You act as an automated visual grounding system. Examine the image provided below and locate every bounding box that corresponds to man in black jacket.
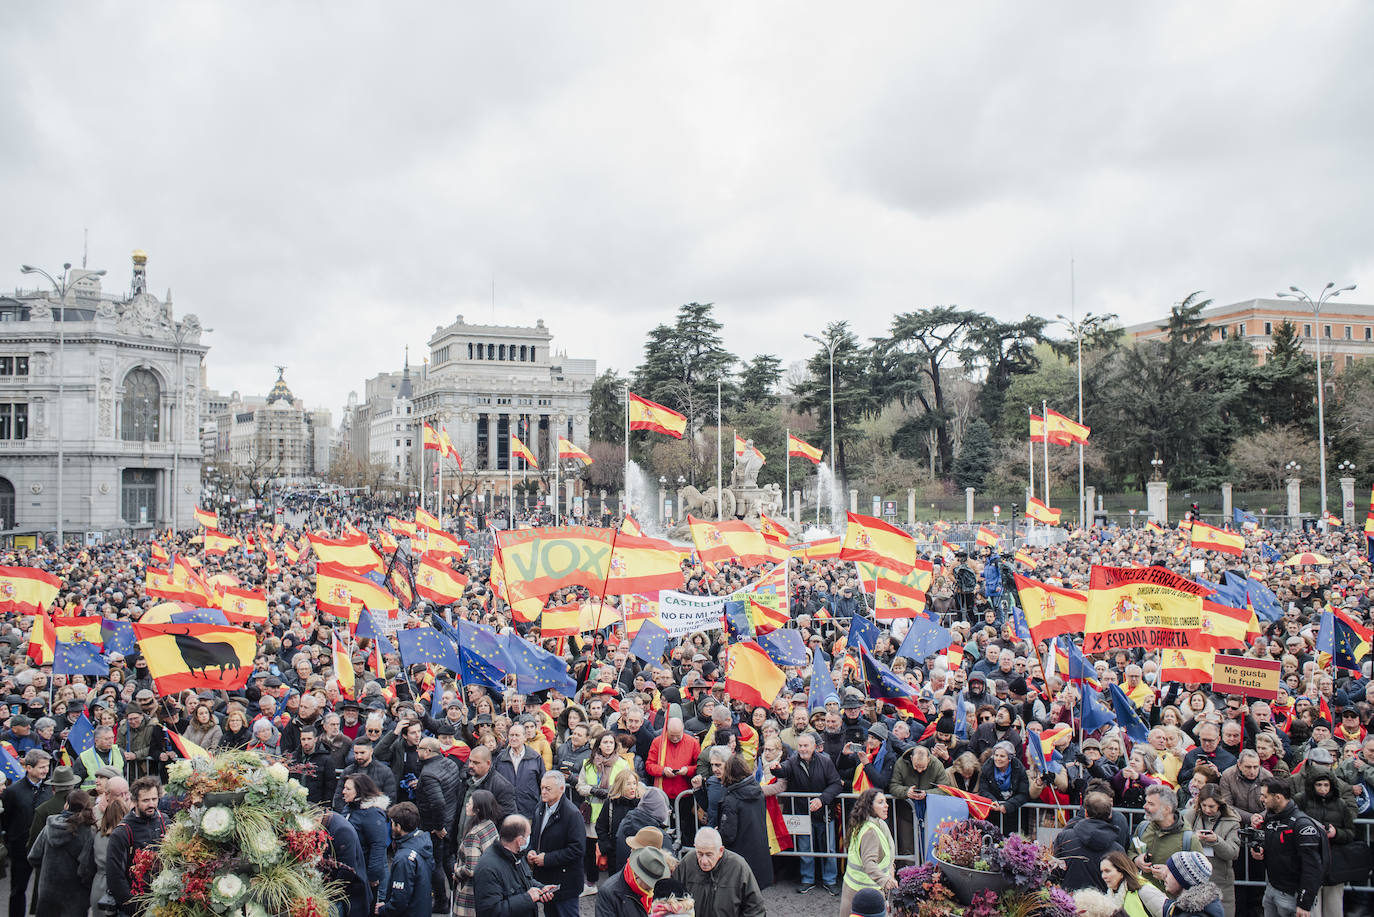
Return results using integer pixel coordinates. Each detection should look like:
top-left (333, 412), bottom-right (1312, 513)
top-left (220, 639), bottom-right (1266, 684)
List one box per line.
top-left (1, 749), bottom-right (50, 917)
top-left (416, 738), bottom-right (462, 911)
top-left (1251, 775), bottom-right (1324, 917)
top-left (474, 815), bottom-right (554, 917)
top-left (292, 725), bottom-right (337, 807)
top-left (760, 732), bottom-right (842, 894)
top-left (526, 772), bottom-right (585, 917)
top-left (332, 740), bottom-right (399, 811)
top-left (1051, 793), bottom-right (1125, 892)
top-left (461, 746), bottom-right (517, 835)
top-left (107, 776), bottom-right (170, 916)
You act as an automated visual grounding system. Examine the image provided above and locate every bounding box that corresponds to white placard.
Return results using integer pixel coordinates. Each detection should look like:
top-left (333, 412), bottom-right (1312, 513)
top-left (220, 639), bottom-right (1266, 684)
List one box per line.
top-left (783, 813), bottom-right (813, 836)
top-left (658, 590), bottom-right (726, 637)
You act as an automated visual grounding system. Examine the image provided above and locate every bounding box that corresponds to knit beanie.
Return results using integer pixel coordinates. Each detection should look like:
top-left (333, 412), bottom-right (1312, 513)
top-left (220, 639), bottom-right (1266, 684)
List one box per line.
top-left (849, 887), bottom-right (887, 917)
top-left (1167, 850), bottom-right (1213, 889)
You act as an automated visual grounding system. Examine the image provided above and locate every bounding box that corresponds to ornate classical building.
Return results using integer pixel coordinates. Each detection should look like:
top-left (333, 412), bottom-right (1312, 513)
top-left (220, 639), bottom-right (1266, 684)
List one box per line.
top-left (0, 251), bottom-right (208, 539)
top-left (214, 369), bottom-right (330, 482)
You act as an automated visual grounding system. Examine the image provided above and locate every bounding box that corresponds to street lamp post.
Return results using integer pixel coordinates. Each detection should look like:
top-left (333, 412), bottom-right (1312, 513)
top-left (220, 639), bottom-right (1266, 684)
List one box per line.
top-left (803, 332), bottom-right (838, 526)
top-left (1277, 283), bottom-right (1356, 531)
top-left (1054, 311), bottom-right (1114, 528)
top-left (20, 263), bottom-right (106, 545)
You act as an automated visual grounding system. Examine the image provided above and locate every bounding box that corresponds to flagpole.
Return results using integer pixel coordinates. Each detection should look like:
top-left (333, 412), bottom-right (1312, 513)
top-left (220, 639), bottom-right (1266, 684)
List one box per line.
top-left (508, 432), bottom-right (514, 527)
top-left (1028, 406), bottom-right (1035, 543)
top-left (554, 447), bottom-right (560, 526)
top-left (438, 444), bottom-right (444, 530)
top-left (1042, 399), bottom-right (1051, 526)
top-left (624, 384), bottom-right (630, 520)
top-left (419, 430), bottom-right (426, 520)
top-left (785, 427), bottom-right (791, 523)
top-left (716, 379), bottom-right (723, 522)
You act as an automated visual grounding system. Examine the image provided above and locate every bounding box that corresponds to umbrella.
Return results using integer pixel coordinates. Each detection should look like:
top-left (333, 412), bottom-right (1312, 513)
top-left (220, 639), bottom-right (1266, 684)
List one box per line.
top-left (1283, 552), bottom-right (1332, 566)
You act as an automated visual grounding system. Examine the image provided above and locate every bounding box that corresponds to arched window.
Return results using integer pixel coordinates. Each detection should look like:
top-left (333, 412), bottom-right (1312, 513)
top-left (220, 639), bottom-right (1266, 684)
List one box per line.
top-left (121, 368), bottom-right (161, 442)
top-left (0, 476), bottom-right (13, 530)
top-left (499, 344), bottom-right (506, 361)
top-left (487, 343), bottom-right (495, 360)
top-left (468, 343), bottom-right (474, 359)
top-left (520, 345), bottom-right (527, 361)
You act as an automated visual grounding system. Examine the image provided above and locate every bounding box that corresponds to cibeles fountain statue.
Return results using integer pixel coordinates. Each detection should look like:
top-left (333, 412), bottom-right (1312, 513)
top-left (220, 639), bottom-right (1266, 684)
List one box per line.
top-left (676, 438), bottom-right (784, 523)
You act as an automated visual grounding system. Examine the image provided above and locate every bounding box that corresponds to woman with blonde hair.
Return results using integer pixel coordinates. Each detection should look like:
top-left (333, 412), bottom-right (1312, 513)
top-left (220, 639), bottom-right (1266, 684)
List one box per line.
top-left (595, 768), bottom-right (641, 874)
top-left (221, 706), bottom-right (251, 748)
top-left (88, 793), bottom-right (131, 915)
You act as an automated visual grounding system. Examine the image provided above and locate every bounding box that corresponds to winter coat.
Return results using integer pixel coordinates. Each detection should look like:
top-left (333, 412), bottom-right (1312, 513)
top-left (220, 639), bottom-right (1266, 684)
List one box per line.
top-left (1134, 817), bottom-right (1203, 890)
top-left (494, 747), bottom-right (546, 820)
top-left (1216, 765), bottom-right (1271, 823)
top-left (672, 848), bottom-right (766, 917)
top-left (889, 751), bottom-right (952, 801)
top-left (323, 810), bottom-right (372, 917)
top-left (1181, 806), bottom-right (1240, 917)
top-left (105, 807), bottom-right (170, 908)
top-left (613, 803), bottom-right (667, 875)
top-left (294, 746), bottom-right (338, 807)
top-left (453, 819), bottom-right (498, 917)
top-left (333, 759), bottom-right (400, 811)
top-left (527, 794), bottom-right (585, 902)
top-left (1139, 880), bottom-right (1226, 917)
top-left (979, 756), bottom-right (1031, 833)
top-left (768, 750), bottom-right (843, 821)
top-left (1051, 816), bottom-right (1124, 892)
top-left (580, 754), bottom-right (631, 833)
top-left (345, 795), bottom-right (392, 890)
top-left (594, 869), bottom-right (648, 917)
top-left (461, 768), bottom-right (517, 835)
top-left (718, 778), bottom-right (772, 889)
top-left (472, 840), bottom-right (538, 917)
top-left (596, 796), bottom-right (638, 866)
top-left (379, 828), bottom-right (434, 917)
top-left (416, 753), bottom-right (462, 833)
top-left (1295, 764), bottom-right (1357, 844)
top-left (183, 721), bottom-right (222, 749)
top-left (28, 812), bottom-right (96, 917)
top-left (88, 831), bottom-right (115, 914)
top-left (553, 739), bottom-right (592, 777)
top-left (1, 778), bottom-right (51, 854)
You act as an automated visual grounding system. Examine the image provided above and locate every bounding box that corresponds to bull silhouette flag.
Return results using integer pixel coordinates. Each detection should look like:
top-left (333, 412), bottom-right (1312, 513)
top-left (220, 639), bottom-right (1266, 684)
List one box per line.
top-left (132, 621), bottom-right (257, 694)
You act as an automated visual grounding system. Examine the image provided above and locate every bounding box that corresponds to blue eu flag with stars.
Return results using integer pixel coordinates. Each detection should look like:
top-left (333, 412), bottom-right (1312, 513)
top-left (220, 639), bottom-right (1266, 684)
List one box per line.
top-left (758, 629), bottom-right (808, 667)
top-left (396, 627), bottom-right (462, 672)
top-left (456, 619), bottom-right (512, 690)
top-left (54, 640), bottom-right (108, 678)
top-left (504, 634), bottom-right (577, 695)
top-left (629, 619), bottom-right (669, 665)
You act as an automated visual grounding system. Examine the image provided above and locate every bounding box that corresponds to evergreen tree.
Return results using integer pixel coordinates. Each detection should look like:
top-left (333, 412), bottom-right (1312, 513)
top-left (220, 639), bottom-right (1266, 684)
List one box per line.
top-left (588, 369), bottom-right (625, 442)
top-left (962, 316), bottom-right (1047, 426)
top-left (793, 321), bottom-right (877, 479)
top-left (736, 354), bottom-right (783, 407)
top-left (1257, 320), bottom-right (1317, 429)
top-left (952, 418), bottom-right (996, 490)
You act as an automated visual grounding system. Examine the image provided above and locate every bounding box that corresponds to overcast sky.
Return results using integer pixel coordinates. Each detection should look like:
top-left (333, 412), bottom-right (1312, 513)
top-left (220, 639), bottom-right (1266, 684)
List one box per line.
top-left (4, 3), bottom-right (1372, 415)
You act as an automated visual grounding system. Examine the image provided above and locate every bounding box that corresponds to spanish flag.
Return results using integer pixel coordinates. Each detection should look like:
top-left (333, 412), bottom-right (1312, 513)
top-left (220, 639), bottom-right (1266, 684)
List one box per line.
top-left (791, 537), bottom-right (842, 561)
top-left (424, 528), bottom-right (468, 559)
top-left (628, 391), bottom-right (687, 439)
top-left (557, 437), bottom-right (593, 465)
top-left (734, 432), bottom-right (747, 457)
top-left (389, 515), bottom-right (418, 538)
top-left (621, 515), bottom-right (644, 536)
top-left (440, 428), bottom-right (463, 469)
top-left (935, 786), bottom-right (998, 820)
top-left (1029, 414), bottom-right (1070, 445)
top-left (193, 507), bottom-right (218, 529)
top-left (539, 605), bottom-right (582, 638)
top-left (132, 622), bottom-right (257, 694)
top-left (263, 544), bottom-right (280, 575)
top-left (315, 562), bottom-right (398, 621)
top-left (510, 433), bottom-right (538, 468)
top-left (1014, 548), bottom-right (1037, 568)
top-left (415, 506), bottom-right (441, 533)
top-left (495, 526), bottom-right (617, 604)
top-left (376, 530), bottom-right (398, 555)
top-left (840, 512), bottom-right (917, 575)
top-left (872, 560), bottom-right (933, 621)
top-left (1198, 599), bottom-right (1250, 652)
top-left (216, 586), bottom-right (270, 626)
top-left (0, 566), bottom-right (61, 615)
top-left (308, 531), bottom-right (382, 573)
top-left (1145, 521), bottom-right (1164, 533)
top-left (369, 639), bottom-right (386, 679)
top-left (786, 433), bottom-right (823, 465)
top-left (170, 558), bottom-right (214, 606)
top-left (26, 612), bottom-right (55, 664)
top-left (1026, 498), bottom-right (1062, 525)
top-left (1045, 408), bottom-right (1090, 445)
top-left (422, 422), bottom-right (442, 451)
top-left (150, 542), bottom-right (169, 565)
top-left (1190, 521), bottom-right (1245, 557)
top-left (284, 540), bottom-right (304, 564)
top-left (606, 534), bottom-right (688, 595)
top-left (1159, 646), bottom-right (1214, 684)
top-left (976, 526), bottom-right (999, 548)
top-left (724, 641), bottom-right (787, 708)
top-left (759, 513), bottom-right (791, 546)
top-left (687, 516), bottom-right (773, 568)
top-left (333, 629), bottom-right (354, 698)
top-left (202, 529), bottom-right (241, 557)
top-left (415, 554), bottom-right (468, 605)
top-left (165, 729), bottom-right (212, 760)
top-left (1014, 574), bottom-right (1088, 642)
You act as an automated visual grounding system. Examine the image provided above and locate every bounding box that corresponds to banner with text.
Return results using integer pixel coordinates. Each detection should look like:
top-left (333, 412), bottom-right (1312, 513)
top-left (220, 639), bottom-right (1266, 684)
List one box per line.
top-left (659, 591), bottom-right (727, 637)
top-left (1083, 565), bottom-right (1210, 654)
top-left (1212, 654), bottom-right (1281, 700)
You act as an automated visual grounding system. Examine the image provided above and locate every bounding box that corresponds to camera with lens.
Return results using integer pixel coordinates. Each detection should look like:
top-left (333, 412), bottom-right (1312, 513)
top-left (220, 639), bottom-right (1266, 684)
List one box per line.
top-left (1236, 826), bottom-right (1265, 849)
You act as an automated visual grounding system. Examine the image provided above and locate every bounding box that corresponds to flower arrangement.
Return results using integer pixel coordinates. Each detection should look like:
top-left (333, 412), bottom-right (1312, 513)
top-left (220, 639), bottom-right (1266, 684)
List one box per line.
top-left (893, 823), bottom-right (1074, 917)
top-left (138, 750), bottom-right (341, 917)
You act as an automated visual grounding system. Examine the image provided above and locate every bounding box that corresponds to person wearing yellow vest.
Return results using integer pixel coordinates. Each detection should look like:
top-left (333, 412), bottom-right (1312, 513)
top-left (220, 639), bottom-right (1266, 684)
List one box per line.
top-left (577, 731), bottom-right (630, 890)
top-left (1094, 850), bottom-right (1151, 917)
top-left (73, 725), bottom-right (126, 790)
top-left (840, 788), bottom-right (895, 915)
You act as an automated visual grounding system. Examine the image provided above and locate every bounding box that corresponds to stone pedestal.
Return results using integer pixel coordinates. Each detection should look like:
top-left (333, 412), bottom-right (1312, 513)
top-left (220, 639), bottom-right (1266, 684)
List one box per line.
top-left (1341, 477), bottom-right (1356, 527)
top-left (965, 487), bottom-right (975, 523)
top-left (907, 488), bottom-right (917, 526)
top-left (1146, 481), bottom-right (1169, 524)
top-left (1286, 478), bottom-right (1301, 529)
top-left (849, 488), bottom-right (858, 513)
top-left (1221, 483), bottom-right (1233, 522)
top-left (793, 490), bottom-right (802, 524)
top-left (1085, 486), bottom-right (1096, 525)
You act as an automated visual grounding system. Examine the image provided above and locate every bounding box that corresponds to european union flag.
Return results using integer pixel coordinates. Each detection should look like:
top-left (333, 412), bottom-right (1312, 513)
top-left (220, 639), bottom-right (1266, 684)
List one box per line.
top-left (170, 608), bottom-right (230, 626)
top-left (1107, 682), bottom-right (1151, 743)
top-left (1233, 507), bottom-right (1259, 528)
top-left (859, 644), bottom-right (922, 716)
top-left (0, 746), bottom-right (23, 783)
top-left (809, 652), bottom-right (839, 712)
top-left (723, 601), bottom-right (754, 643)
top-left (923, 793), bottom-right (969, 863)
top-left (456, 619), bottom-right (512, 691)
top-left (355, 609), bottom-right (384, 640)
top-left (1058, 636), bottom-right (1099, 685)
top-left (54, 640), bottom-right (108, 677)
top-left (1247, 577), bottom-right (1284, 623)
top-left (504, 634), bottom-right (577, 695)
top-left (1082, 688), bottom-right (1116, 734)
top-left (1217, 571), bottom-right (1251, 610)
top-left (848, 615), bottom-right (879, 653)
top-left (396, 627), bottom-right (462, 672)
top-left (1317, 607), bottom-right (1365, 673)
top-left (629, 619), bottom-right (669, 665)
top-left (101, 619), bottom-right (138, 657)
top-left (1010, 601), bottom-right (1032, 640)
top-left (66, 714), bottom-right (94, 757)
top-left (896, 617), bottom-right (953, 662)
top-left (1261, 543), bottom-right (1283, 564)
top-left (758, 629), bottom-right (808, 667)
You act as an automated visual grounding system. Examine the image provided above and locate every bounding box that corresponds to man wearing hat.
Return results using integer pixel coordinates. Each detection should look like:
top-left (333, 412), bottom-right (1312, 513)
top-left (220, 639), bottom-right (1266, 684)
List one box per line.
top-left (671, 826), bottom-right (763, 917)
top-left (1137, 851), bottom-right (1224, 917)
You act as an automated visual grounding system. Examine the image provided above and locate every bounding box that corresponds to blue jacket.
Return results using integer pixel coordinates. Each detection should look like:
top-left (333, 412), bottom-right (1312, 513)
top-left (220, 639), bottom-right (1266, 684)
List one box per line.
top-left (323, 811), bottom-right (371, 917)
top-left (379, 829), bottom-right (433, 917)
top-left (494, 748), bottom-right (545, 821)
top-left (345, 797), bottom-right (392, 889)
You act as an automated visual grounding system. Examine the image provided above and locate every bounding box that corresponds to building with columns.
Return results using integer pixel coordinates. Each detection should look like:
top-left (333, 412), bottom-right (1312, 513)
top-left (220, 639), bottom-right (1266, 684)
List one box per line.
top-left (214, 369), bottom-right (331, 482)
top-left (0, 250), bottom-right (208, 540)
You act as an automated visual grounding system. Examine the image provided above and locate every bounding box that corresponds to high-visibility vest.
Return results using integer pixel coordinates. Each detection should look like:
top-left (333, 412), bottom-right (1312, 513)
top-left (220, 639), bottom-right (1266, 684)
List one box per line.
top-left (842, 818), bottom-right (893, 891)
top-left (78, 746), bottom-right (126, 789)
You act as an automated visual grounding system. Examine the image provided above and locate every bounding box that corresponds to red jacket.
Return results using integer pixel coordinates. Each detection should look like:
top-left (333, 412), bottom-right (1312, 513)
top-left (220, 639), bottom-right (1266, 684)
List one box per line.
top-left (645, 732), bottom-right (701, 801)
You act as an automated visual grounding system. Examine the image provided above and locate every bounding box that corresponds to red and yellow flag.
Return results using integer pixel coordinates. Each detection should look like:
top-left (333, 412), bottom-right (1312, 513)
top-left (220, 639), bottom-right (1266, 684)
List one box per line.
top-left (539, 604), bottom-right (582, 638)
top-left (759, 514), bottom-right (791, 547)
top-left (389, 515), bottom-right (418, 538)
top-left (415, 506), bottom-right (441, 533)
top-left (1190, 521), bottom-right (1245, 557)
top-left (133, 622), bottom-right (257, 694)
top-left (1160, 646), bottom-right (1214, 684)
top-left (557, 437), bottom-right (592, 465)
top-left (510, 433), bottom-right (538, 468)
top-left (628, 391), bottom-right (687, 438)
top-left (871, 559), bottom-right (933, 621)
top-left (687, 516), bottom-right (773, 568)
top-left (315, 562), bottom-right (398, 621)
top-left (620, 515), bottom-right (644, 536)
top-left (415, 554), bottom-right (468, 605)
top-left (1014, 548), bottom-right (1037, 568)
top-left (1197, 599), bottom-right (1251, 652)
top-left (495, 526), bottom-right (617, 604)
top-left (284, 540), bottom-right (304, 564)
top-left (193, 507), bottom-right (218, 529)
top-left (1029, 414), bottom-right (1070, 445)
top-left (0, 566), bottom-right (61, 615)
top-left (422, 422), bottom-right (442, 451)
top-left (936, 786), bottom-right (998, 820)
top-left (202, 529), bottom-right (241, 557)
top-left (425, 529), bottom-right (468, 560)
top-left (791, 537), bottom-right (842, 561)
top-left (333, 629), bottom-right (354, 698)
top-left (976, 526), bottom-right (999, 548)
top-left (1026, 498), bottom-right (1062, 525)
top-left (786, 433), bottom-right (823, 465)
top-left (606, 534), bottom-right (688, 595)
top-left (1083, 565), bottom-right (1209, 654)
top-left (1013, 574), bottom-right (1088, 642)
top-left (151, 542), bottom-right (169, 566)
top-left (308, 532), bottom-right (382, 573)
top-left (1045, 408), bottom-right (1090, 445)
top-left (216, 586), bottom-right (269, 626)
top-left (725, 641), bottom-right (786, 708)
top-left (840, 512), bottom-right (917, 574)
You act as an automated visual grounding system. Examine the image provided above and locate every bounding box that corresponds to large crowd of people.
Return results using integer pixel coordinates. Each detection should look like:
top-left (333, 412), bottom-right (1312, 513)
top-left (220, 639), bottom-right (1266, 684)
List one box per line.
top-left (0, 499), bottom-right (1370, 917)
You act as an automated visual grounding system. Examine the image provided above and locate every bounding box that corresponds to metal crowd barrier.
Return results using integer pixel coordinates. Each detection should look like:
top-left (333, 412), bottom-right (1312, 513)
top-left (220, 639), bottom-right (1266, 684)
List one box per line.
top-left (667, 789), bottom-right (1374, 894)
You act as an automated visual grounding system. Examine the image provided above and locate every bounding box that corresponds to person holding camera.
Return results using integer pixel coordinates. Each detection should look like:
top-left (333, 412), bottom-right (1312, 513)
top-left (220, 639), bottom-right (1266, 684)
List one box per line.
top-left (1247, 775), bottom-right (1324, 917)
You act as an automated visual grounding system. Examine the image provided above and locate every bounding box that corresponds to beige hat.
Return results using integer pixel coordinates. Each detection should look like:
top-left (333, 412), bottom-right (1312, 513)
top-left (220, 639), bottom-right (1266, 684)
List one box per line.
top-left (626, 826), bottom-right (664, 850)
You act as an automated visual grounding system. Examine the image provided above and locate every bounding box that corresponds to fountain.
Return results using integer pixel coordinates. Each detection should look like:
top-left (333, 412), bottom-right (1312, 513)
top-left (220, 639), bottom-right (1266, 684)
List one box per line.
top-left (815, 462), bottom-right (845, 530)
top-left (624, 461), bottom-right (661, 533)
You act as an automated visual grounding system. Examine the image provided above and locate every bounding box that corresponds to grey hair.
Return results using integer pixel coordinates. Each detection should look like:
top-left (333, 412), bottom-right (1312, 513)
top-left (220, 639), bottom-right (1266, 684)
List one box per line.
top-left (993, 741), bottom-right (1015, 757)
top-left (708, 745), bottom-right (731, 763)
top-left (541, 770), bottom-right (567, 788)
top-left (711, 705), bottom-right (733, 724)
top-left (695, 826), bottom-right (723, 849)
top-left (365, 713), bottom-right (385, 728)
top-left (33, 717), bottom-right (55, 732)
top-left (1238, 749), bottom-right (1260, 763)
top-left (1144, 784), bottom-right (1178, 812)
